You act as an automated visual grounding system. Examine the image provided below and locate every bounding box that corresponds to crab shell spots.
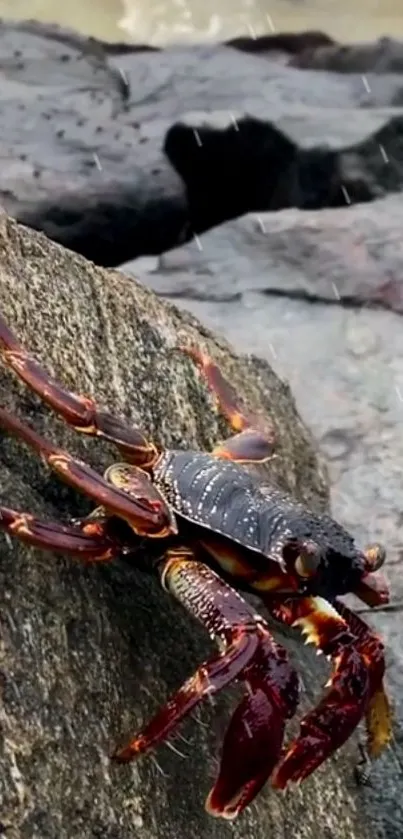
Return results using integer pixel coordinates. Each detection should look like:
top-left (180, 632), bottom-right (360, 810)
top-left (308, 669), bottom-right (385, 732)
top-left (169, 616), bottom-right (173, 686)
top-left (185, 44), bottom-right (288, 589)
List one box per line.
top-left (152, 449), bottom-right (291, 558)
top-left (152, 449), bottom-right (361, 590)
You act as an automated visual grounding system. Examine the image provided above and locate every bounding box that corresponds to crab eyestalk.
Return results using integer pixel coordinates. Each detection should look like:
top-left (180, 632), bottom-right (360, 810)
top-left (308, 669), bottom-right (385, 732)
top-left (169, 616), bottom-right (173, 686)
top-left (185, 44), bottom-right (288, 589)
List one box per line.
top-left (355, 544), bottom-right (389, 607)
top-left (294, 539), bottom-right (322, 579)
top-left (363, 543), bottom-right (386, 573)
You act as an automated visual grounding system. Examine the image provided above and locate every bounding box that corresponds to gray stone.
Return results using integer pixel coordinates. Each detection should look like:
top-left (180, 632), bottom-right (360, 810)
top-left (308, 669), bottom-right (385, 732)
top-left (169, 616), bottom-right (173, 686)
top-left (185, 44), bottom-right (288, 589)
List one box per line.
top-left (122, 194), bottom-right (403, 312)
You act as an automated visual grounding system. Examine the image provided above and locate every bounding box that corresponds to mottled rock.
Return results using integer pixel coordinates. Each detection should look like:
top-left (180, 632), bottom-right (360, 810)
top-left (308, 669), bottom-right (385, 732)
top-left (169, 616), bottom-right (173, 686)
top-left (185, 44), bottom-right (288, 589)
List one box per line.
top-left (0, 20), bottom-right (403, 265)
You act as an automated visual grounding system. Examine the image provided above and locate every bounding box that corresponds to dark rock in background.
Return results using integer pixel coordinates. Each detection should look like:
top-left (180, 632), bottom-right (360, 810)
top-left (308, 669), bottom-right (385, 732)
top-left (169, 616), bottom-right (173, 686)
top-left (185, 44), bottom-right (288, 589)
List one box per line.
top-left (163, 113), bottom-right (376, 235)
top-left (224, 30), bottom-right (336, 57)
top-left (1, 19), bottom-right (403, 264)
top-left (290, 36), bottom-right (403, 73)
top-left (163, 110), bottom-right (403, 233)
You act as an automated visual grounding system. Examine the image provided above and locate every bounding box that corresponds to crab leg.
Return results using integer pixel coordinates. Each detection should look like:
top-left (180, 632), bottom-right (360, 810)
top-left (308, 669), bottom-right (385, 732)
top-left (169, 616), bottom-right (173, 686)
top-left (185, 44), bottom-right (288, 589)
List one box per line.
top-left (0, 505), bottom-right (118, 561)
top-left (267, 595), bottom-right (388, 789)
top-left (112, 547), bottom-right (299, 819)
top-left (336, 600), bottom-right (392, 760)
top-left (0, 407), bottom-right (175, 538)
top-left (181, 346), bottom-right (276, 463)
top-left (0, 314), bottom-right (157, 467)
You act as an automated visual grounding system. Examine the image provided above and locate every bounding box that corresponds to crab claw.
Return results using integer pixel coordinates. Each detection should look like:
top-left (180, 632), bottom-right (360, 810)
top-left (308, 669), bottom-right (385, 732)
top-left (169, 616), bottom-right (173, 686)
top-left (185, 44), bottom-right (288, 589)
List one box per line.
top-left (272, 645), bottom-right (369, 789)
top-left (354, 570), bottom-right (390, 608)
top-left (206, 689), bottom-right (280, 819)
top-left (206, 636), bottom-right (300, 818)
top-left (267, 594), bottom-right (390, 791)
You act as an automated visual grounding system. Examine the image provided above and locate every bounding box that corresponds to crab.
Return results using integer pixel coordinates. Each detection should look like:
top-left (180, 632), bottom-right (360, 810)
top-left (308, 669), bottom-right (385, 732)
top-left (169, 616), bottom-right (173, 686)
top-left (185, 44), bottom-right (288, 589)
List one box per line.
top-left (0, 312), bottom-right (392, 820)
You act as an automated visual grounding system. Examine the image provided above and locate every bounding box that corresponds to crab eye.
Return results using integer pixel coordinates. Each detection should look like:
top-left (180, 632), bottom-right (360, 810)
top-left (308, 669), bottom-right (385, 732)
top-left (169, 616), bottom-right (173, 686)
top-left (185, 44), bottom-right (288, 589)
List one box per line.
top-left (364, 543), bottom-right (386, 573)
top-left (294, 541), bottom-right (322, 578)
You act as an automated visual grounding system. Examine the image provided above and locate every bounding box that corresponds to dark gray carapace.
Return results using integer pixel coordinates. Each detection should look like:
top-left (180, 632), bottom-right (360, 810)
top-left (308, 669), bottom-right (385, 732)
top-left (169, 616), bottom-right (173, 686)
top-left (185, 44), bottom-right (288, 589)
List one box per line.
top-left (152, 449), bottom-right (366, 598)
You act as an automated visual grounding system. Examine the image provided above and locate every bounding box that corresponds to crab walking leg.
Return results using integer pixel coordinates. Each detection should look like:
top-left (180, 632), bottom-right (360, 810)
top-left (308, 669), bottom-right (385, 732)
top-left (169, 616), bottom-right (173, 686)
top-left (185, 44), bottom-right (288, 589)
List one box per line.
top-left (0, 314), bottom-right (158, 466)
top-left (336, 600), bottom-right (392, 759)
top-left (0, 505), bottom-right (118, 561)
top-left (0, 407), bottom-right (174, 537)
top-left (113, 548), bottom-right (299, 818)
top-left (180, 346), bottom-right (275, 463)
top-left (267, 595), bottom-right (379, 789)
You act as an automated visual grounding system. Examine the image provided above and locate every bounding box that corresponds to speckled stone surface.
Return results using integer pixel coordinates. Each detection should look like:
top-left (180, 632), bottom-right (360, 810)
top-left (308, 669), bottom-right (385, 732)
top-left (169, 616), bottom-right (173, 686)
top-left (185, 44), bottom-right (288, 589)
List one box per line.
top-left (0, 210), bottom-right (391, 839)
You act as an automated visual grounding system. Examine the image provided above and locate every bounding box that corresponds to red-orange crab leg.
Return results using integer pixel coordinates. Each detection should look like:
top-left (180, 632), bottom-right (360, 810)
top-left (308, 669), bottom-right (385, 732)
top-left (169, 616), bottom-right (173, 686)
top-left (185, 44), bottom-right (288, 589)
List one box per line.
top-left (336, 600), bottom-right (392, 760)
top-left (180, 346), bottom-right (276, 463)
top-left (267, 595), bottom-right (387, 789)
top-left (0, 314), bottom-right (157, 467)
top-left (112, 547), bottom-right (300, 819)
top-left (0, 407), bottom-right (175, 538)
top-left (0, 505), bottom-right (118, 561)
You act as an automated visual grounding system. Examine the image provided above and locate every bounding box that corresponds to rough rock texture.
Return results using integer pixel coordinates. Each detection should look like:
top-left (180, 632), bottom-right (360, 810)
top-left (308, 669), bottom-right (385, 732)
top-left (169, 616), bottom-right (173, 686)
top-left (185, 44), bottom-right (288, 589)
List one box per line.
top-left (2, 210), bottom-right (394, 838)
top-left (2, 20), bottom-right (403, 264)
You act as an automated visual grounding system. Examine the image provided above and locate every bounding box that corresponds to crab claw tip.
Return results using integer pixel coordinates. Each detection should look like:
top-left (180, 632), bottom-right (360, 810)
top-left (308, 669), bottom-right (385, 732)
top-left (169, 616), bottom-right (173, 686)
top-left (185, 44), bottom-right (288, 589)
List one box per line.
top-left (204, 791), bottom-right (241, 820)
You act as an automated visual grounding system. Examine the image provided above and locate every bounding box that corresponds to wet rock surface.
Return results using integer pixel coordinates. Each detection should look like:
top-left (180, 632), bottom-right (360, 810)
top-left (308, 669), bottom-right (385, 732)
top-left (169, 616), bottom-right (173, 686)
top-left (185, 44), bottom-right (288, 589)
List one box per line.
top-left (1, 20), bottom-right (403, 264)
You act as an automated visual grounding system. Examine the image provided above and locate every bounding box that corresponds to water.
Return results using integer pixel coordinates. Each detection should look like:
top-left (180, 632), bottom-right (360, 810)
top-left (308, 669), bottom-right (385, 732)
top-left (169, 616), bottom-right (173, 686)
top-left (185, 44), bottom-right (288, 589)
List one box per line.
top-left (0, 0), bottom-right (403, 45)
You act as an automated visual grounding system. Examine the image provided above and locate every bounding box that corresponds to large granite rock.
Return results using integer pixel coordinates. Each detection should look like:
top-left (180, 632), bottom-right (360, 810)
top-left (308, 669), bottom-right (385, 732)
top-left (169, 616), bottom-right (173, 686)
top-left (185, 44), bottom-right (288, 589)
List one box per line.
top-left (1, 20), bottom-right (403, 264)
